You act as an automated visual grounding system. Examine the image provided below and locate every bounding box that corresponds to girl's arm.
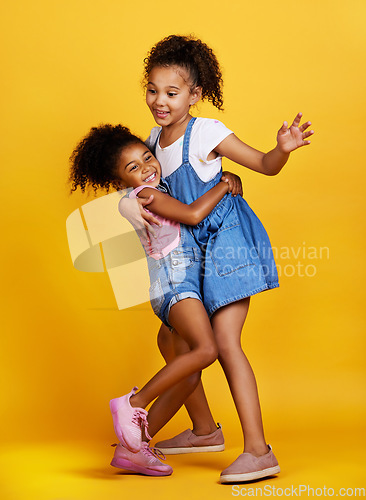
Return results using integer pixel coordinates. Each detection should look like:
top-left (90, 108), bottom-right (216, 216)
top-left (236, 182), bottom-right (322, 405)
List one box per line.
top-left (119, 194), bottom-right (161, 232)
top-left (214, 113), bottom-right (314, 176)
top-left (137, 181), bottom-right (229, 226)
top-left (120, 170), bottom-right (241, 233)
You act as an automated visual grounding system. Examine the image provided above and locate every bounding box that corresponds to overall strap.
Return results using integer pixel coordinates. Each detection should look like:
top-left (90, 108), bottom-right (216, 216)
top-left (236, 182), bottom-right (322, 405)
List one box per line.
top-left (182, 117), bottom-right (196, 164)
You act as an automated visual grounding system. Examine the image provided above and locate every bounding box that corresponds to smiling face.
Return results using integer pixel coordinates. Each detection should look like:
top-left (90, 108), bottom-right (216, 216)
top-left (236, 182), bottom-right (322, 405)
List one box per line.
top-left (146, 65), bottom-right (202, 128)
top-left (116, 142), bottom-right (161, 189)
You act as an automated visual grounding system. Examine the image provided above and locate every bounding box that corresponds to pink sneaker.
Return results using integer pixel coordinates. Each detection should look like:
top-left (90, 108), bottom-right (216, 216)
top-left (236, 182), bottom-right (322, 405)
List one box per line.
top-left (110, 442), bottom-right (173, 476)
top-left (220, 445), bottom-right (280, 483)
top-left (155, 424), bottom-right (225, 454)
top-left (110, 387), bottom-right (151, 453)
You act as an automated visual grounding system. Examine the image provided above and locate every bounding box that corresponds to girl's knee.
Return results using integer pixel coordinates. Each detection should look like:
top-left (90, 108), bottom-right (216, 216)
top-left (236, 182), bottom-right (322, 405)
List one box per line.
top-left (217, 338), bottom-right (242, 360)
top-left (199, 342), bottom-right (218, 367)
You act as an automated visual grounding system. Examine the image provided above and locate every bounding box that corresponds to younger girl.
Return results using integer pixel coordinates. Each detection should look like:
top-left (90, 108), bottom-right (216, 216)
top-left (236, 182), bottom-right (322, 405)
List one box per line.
top-left (69, 123), bottom-right (234, 476)
top-left (133, 34), bottom-right (313, 483)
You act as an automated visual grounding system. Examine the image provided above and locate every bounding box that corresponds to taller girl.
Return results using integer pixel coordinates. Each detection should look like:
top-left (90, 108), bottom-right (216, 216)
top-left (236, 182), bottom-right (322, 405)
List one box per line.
top-left (141, 35), bottom-right (313, 483)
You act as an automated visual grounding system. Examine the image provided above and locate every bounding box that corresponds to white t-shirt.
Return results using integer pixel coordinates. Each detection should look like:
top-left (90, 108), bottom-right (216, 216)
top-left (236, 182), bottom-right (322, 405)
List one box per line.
top-left (146, 117), bottom-right (233, 182)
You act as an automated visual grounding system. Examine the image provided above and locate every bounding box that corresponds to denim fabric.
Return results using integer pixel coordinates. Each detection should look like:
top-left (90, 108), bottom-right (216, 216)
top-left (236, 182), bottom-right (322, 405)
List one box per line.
top-left (155, 117), bottom-right (279, 318)
top-left (147, 227), bottom-right (203, 328)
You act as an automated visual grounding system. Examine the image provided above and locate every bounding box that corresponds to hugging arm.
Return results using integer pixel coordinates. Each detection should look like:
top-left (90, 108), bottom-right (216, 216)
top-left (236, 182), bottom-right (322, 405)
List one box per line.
top-left (119, 170), bottom-right (243, 231)
top-left (137, 180), bottom-right (229, 226)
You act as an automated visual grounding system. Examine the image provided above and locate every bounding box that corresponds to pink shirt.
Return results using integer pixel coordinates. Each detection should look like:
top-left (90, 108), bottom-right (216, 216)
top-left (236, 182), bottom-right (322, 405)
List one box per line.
top-left (128, 186), bottom-right (180, 260)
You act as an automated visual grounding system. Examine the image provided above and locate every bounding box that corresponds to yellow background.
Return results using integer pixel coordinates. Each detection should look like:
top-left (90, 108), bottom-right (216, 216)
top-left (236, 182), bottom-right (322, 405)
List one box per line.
top-left (1, 1), bottom-right (365, 498)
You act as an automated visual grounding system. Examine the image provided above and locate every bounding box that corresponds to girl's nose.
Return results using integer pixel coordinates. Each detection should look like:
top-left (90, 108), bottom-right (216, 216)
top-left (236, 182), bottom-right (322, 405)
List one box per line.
top-left (155, 92), bottom-right (166, 106)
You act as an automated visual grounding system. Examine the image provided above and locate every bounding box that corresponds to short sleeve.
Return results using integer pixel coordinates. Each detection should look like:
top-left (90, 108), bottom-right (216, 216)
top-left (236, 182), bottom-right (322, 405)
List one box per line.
top-left (145, 126), bottom-right (161, 151)
top-left (129, 185), bottom-right (158, 198)
top-left (194, 119), bottom-right (233, 164)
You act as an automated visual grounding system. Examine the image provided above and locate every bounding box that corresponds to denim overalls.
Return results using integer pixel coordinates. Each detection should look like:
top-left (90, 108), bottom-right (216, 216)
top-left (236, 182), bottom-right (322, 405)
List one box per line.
top-left (146, 180), bottom-right (204, 328)
top-left (155, 117), bottom-right (279, 318)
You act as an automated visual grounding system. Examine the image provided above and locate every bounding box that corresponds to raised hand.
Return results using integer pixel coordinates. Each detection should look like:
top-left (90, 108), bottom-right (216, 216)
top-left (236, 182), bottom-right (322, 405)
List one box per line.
top-left (277, 112), bottom-right (314, 154)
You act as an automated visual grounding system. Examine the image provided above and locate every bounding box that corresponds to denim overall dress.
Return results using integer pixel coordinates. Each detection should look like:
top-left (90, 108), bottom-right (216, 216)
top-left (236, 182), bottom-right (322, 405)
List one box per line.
top-left (154, 117), bottom-right (279, 318)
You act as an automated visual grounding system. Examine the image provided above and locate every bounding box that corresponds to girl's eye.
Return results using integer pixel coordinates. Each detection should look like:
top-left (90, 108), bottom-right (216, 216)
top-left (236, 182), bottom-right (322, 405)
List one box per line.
top-left (147, 89), bottom-right (156, 94)
top-left (129, 165), bottom-right (137, 172)
top-left (145, 155), bottom-right (152, 161)
top-left (168, 92), bottom-right (177, 97)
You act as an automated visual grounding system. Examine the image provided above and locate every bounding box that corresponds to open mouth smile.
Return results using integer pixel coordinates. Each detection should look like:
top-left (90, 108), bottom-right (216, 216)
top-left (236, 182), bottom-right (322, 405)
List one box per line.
top-left (144, 172), bottom-right (157, 183)
top-left (155, 109), bottom-right (169, 118)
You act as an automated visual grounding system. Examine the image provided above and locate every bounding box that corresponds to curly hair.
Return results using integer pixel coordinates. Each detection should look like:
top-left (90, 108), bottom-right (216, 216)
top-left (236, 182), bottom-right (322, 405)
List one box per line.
top-left (143, 34), bottom-right (224, 110)
top-left (69, 124), bottom-right (145, 193)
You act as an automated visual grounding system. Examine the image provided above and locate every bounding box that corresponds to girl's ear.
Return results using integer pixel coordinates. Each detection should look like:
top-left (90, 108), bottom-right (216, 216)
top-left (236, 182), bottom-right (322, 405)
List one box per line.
top-left (115, 178), bottom-right (127, 190)
top-left (190, 86), bottom-right (202, 106)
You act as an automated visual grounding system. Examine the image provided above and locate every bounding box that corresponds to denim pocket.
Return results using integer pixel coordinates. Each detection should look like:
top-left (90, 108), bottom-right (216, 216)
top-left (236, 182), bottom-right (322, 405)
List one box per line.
top-left (210, 224), bottom-right (255, 277)
top-left (149, 278), bottom-right (164, 316)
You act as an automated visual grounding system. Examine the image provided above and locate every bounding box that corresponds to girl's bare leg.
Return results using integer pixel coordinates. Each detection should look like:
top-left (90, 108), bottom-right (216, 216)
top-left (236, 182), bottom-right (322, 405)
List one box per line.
top-left (147, 330), bottom-right (202, 437)
top-left (130, 298), bottom-right (218, 410)
top-left (156, 324), bottom-right (218, 435)
top-left (211, 297), bottom-right (268, 456)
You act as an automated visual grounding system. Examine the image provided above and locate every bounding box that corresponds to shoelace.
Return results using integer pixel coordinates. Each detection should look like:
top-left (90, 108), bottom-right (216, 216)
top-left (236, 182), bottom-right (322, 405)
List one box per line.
top-left (111, 443), bottom-right (167, 461)
top-left (131, 410), bottom-right (152, 441)
top-left (141, 445), bottom-right (167, 461)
